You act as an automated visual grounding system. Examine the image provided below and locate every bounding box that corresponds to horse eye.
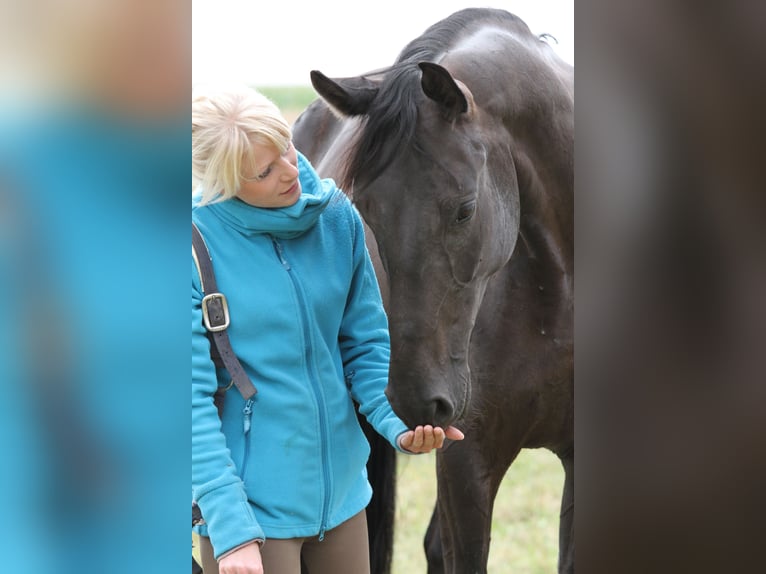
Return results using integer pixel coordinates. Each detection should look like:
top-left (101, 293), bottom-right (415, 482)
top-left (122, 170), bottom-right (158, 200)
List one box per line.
top-left (455, 200), bottom-right (477, 224)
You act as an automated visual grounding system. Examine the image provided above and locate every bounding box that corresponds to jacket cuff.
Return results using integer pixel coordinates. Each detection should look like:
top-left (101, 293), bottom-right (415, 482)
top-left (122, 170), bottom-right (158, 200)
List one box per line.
top-left (396, 431), bottom-right (420, 455)
top-left (197, 484), bottom-right (265, 560)
top-left (217, 539), bottom-right (264, 562)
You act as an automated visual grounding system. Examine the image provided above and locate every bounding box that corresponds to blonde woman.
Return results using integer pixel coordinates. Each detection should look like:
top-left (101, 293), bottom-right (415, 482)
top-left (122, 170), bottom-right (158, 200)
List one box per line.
top-left (191, 85), bottom-right (463, 574)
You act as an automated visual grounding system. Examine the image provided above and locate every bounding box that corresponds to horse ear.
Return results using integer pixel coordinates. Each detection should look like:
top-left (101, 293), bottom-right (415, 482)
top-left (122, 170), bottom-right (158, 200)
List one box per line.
top-left (310, 70), bottom-right (379, 117)
top-left (418, 62), bottom-right (470, 120)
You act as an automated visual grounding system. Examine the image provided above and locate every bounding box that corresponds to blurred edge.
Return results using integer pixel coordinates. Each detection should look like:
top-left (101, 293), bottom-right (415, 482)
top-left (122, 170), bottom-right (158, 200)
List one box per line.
top-left (1, 1), bottom-right (189, 572)
top-left (576, 1), bottom-right (766, 573)
top-left (2, 1), bottom-right (765, 573)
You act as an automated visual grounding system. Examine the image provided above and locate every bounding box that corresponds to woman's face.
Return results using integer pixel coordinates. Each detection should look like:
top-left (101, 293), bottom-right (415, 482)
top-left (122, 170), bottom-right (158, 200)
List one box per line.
top-left (237, 140), bottom-right (301, 208)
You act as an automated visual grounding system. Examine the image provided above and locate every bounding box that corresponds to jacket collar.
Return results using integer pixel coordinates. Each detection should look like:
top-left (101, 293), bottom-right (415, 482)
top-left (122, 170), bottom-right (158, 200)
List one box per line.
top-left (195, 151), bottom-right (335, 239)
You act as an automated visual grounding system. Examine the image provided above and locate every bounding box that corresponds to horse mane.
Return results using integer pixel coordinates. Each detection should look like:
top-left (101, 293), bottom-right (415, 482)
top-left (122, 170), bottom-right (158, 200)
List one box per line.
top-left (343, 8), bottom-right (530, 190)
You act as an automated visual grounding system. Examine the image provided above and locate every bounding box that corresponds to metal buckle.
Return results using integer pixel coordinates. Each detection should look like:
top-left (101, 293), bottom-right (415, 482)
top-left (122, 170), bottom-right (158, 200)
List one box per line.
top-left (201, 293), bottom-right (230, 332)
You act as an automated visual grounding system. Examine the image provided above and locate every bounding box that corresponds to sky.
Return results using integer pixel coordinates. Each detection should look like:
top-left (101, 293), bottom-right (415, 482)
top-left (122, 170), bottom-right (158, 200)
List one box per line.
top-left (192, 0), bottom-right (573, 86)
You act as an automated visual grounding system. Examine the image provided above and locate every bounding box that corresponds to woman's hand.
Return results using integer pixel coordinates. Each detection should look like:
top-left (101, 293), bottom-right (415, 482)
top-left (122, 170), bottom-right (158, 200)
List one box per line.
top-left (398, 425), bottom-right (465, 453)
top-left (218, 541), bottom-right (263, 574)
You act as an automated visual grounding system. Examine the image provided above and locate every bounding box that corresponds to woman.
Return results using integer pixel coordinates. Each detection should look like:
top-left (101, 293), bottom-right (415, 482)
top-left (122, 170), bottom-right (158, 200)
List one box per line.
top-left (192, 85), bottom-right (463, 574)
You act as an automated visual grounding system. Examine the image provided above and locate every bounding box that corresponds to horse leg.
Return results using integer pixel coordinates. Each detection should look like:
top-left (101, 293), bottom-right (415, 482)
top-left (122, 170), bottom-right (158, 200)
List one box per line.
top-left (432, 441), bottom-right (518, 574)
top-left (558, 447), bottom-right (574, 574)
top-left (424, 506), bottom-right (444, 574)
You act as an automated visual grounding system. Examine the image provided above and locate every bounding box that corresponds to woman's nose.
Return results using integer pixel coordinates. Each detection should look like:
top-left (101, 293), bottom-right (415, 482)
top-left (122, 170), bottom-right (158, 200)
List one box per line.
top-left (280, 158), bottom-right (299, 180)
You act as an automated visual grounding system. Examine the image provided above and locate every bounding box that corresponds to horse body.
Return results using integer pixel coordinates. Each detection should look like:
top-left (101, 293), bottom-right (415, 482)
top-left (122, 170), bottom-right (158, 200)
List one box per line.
top-left (293, 8), bottom-right (573, 573)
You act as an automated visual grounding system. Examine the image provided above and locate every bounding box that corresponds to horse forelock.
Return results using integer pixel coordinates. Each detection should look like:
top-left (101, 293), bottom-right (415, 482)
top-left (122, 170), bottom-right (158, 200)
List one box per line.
top-left (342, 64), bottom-right (423, 191)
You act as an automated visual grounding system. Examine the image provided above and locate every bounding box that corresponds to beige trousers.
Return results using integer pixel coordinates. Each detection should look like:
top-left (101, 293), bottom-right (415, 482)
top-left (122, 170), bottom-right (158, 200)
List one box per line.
top-left (198, 510), bottom-right (370, 574)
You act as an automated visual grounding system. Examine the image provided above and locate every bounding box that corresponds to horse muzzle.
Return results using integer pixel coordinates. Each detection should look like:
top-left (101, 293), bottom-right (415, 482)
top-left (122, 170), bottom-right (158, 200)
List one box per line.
top-left (385, 365), bottom-right (470, 430)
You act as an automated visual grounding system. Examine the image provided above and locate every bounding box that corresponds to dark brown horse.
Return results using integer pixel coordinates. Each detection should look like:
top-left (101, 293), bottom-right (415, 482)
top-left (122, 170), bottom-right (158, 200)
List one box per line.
top-left (293, 8), bottom-right (573, 573)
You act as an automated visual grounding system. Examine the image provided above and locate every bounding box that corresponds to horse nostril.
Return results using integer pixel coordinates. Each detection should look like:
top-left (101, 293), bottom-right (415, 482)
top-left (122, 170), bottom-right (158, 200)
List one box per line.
top-left (387, 386), bottom-right (456, 428)
top-left (430, 397), bottom-right (456, 428)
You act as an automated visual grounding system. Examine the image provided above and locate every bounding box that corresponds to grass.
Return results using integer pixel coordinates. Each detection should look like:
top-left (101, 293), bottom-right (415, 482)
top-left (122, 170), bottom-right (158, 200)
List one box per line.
top-left (254, 85), bottom-right (318, 124)
top-left (392, 448), bottom-right (563, 573)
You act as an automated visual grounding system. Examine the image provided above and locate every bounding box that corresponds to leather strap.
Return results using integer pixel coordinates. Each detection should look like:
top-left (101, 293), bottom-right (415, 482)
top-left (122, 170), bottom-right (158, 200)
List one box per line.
top-left (192, 223), bottom-right (257, 404)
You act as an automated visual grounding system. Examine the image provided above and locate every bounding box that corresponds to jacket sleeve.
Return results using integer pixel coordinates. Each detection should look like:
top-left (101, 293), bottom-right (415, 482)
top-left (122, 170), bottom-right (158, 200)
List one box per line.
top-left (337, 204), bottom-right (409, 451)
top-left (192, 256), bottom-right (264, 558)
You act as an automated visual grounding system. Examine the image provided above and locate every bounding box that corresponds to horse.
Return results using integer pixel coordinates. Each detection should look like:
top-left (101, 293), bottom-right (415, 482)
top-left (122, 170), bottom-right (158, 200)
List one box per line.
top-left (292, 8), bottom-right (574, 573)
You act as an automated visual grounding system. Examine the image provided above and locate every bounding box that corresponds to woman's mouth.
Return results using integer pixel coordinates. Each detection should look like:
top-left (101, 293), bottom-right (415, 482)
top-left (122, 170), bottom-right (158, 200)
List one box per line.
top-left (281, 181), bottom-right (299, 196)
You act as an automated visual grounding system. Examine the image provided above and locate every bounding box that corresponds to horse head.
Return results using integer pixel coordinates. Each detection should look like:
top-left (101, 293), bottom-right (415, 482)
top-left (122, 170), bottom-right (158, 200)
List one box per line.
top-left (311, 63), bottom-right (521, 428)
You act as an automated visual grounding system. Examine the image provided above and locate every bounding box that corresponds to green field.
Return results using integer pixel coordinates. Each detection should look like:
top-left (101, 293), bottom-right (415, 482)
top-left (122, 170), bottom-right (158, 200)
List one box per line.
top-left (392, 448), bottom-right (562, 573)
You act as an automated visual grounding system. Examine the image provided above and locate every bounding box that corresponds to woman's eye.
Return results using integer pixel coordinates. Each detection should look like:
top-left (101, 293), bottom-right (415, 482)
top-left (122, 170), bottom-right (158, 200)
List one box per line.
top-left (244, 166), bottom-right (271, 182)
top-left (243, 166), bottom-right (271, 183)
top-left (455, 200), bottom-right (477, 224)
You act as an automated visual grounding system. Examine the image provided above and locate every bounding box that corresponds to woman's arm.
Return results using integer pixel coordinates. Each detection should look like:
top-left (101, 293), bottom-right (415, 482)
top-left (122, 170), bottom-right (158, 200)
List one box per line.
top-left (192, 257), bottom-right (264, 559)
top-left (337, 204), bottom-right (408, 448)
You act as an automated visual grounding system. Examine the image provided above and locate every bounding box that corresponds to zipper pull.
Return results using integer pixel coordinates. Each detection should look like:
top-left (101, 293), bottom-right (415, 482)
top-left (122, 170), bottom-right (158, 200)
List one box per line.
top-left (272, 238), bottom-right (291, 269)
top-left (243, 397), bottom-right (254, 435)
top-left (318, 527), bottom-right (326, 542)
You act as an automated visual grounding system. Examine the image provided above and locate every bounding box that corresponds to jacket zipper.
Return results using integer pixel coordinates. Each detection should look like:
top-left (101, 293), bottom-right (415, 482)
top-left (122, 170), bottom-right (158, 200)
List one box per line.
top-left (272, 237), bottom-right (332, 540)
top-left (241, 397), bottom-right (254, 477)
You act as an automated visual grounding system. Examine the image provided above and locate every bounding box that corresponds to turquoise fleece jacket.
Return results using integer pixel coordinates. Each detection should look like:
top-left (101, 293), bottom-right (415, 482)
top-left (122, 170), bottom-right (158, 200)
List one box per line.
top-left (192, 152), bottom-right (409, 559)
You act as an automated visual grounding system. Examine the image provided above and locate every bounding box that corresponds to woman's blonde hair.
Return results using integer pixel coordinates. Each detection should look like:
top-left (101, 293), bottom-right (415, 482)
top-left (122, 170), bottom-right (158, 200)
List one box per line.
top-left (192, 84), bottom-right (292, 205)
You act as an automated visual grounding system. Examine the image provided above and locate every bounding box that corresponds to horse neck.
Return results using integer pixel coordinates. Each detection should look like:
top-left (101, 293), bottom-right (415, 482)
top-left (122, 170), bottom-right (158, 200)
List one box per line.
top-left (496, 80), bottom-right (574, 297)
top-left (490, 51), bottom-right (573, 278)
top-left (513, 136), bottom-right (573, 271)
top-left (503, 122), bottom-right (573, 330)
